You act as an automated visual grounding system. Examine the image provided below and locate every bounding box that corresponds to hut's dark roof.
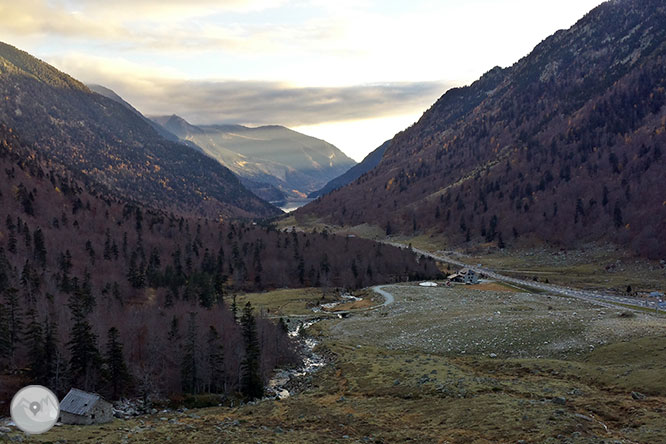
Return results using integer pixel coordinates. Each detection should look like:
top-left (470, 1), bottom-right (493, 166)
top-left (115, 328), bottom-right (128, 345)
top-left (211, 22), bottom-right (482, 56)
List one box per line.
top-left (60, 389), bottom-right (102, 415)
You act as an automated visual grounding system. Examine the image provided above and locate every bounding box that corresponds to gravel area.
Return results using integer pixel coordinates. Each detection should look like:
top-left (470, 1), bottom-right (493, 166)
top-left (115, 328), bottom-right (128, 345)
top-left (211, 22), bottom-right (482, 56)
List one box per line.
top-left (330, 283), bottom-right (666, 358)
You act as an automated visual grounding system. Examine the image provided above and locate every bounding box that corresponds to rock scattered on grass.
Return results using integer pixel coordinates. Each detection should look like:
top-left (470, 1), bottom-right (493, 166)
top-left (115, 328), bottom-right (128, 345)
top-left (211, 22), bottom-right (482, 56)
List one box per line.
top-left (631, 391), bottom-right (646, 400)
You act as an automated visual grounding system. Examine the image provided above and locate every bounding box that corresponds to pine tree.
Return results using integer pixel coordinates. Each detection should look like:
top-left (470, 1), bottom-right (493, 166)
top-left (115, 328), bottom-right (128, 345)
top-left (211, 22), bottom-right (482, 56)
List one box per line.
top-left (240, 302), bottom-right (263, 400)
top-left (127, 250), bottom-right (145, 288)
top-left (167, 315), bottom-right (180, 343)
top-left (498, 232), bottom-right (506, 249)
top-left (59, 250), bottom-right (73, 293)
top-left (146, 248), bottom-right (162, 287)
top-left (33, 228), bottom-right (47, 267)
top-left (23, 224), bottom-right (31, 249)
top-left (213, 271), bottom-right (226, 305)
top-left (43, 318), bottom-right (64, 392)
top-left (206, 326), bottom-right (225, 393)
top-left (0, 300), bottom-right (11, 364)
top-left (3, 288), bottom-right (22, 365)
top-left (0, 248), bottom-right (9, 294)
top-left (7, 230), bottom-right (17, 254)
top-left (613, 203), bottom-right (624, 228)
top-left (181, 312), bottom-right (199, 394)
top-left (67, 294), bottom-right (102, 391)
top-left (24, 308), bottom-right (45, 383)
top-left (231, 295), bottom-right (238, 323)
top-left (85, 240), bottom-right (96, 266)
top-left (602, 186), bottom-right (609, 207)
top-left (20, 260), bottom-right (40, 298)
top-left (103, 229), bottom-right (112, 260)
top-left (297, 257), bottom-right (305, 284)
top-left (79, 270), bottom-right (96, 315)
top-left (122, 232), bottom-right (128, 259)
top-left (105, 327), bottom-right (131, 400)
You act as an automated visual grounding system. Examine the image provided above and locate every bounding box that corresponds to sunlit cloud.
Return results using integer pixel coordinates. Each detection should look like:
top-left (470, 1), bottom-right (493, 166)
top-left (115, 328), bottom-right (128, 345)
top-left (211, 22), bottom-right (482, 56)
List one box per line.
top-left (0, 0), bottom-right (120, 39)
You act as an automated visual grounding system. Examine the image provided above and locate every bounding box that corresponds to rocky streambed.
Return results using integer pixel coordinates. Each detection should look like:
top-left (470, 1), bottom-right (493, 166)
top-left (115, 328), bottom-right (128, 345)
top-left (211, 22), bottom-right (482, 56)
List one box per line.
top-left (265, 292), bottom-right (363, 399)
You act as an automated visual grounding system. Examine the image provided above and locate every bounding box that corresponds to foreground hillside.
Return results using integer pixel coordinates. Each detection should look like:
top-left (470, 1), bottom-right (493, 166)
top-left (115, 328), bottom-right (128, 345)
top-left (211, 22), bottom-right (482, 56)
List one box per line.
top-left (299, 0), bottom-right (666, 258)
top-left (152, 115), bottom-right (356, 202)
top-left (11, 282), bottom-right (666, 443)
top-left (0, 42), bottom-right (278, 219)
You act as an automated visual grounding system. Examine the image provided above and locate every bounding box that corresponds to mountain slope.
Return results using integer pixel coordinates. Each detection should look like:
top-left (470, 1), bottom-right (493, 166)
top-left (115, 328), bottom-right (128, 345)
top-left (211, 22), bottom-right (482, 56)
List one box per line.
top-left (89, 86), bottom-right (288, 203)
top-left (309, 139), bottom-right (391, 198)
top-left (0, 42), bottom-right (279, 219)
top-left (152, 115), bottom-right (356, 199)
top-left (88, 84), bottom-right (206, 154)
top-left (298, 0), bottom-right (666, 258)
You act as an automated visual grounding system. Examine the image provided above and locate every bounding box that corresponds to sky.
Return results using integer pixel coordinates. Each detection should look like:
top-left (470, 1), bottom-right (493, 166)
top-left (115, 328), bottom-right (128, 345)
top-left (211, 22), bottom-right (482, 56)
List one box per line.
top-left (0, 0), bottom-right (606, 161)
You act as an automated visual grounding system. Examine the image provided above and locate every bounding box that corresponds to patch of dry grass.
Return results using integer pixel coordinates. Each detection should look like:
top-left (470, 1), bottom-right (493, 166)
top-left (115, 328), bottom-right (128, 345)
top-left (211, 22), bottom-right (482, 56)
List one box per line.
top-left (235, 287), bottom-right (336, 316)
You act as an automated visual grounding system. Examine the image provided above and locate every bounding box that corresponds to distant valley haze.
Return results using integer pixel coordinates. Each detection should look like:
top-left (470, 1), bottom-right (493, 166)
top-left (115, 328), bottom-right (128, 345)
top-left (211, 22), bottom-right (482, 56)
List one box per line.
top-left (0, 0), bottom-right (606, 162)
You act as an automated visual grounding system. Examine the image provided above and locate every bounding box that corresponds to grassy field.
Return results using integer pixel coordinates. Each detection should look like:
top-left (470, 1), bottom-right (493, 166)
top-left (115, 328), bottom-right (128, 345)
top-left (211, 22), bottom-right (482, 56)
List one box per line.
top-left (233, 287), bottom-right (336, 317)
top-left (233, 287), bottom-right (381, 318)
top-left (9, 282), bottom-right (665, 444)
top-left (19, 337), bottom-right (666, 444)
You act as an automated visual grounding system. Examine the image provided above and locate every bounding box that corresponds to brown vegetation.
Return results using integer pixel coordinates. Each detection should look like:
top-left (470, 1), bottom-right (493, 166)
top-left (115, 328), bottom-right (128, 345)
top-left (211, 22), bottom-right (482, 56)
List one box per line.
top-left (299, 0), bottom-right (666, 258)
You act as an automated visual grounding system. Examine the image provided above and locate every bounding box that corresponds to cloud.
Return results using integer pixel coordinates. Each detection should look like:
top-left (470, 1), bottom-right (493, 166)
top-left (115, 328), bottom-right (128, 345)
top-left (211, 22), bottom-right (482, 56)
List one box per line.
top-left (45, 52), bottom-right (445, 127)
top-left (77, 0), bottom-right (288, 16)
top-left (0, 0), bottom-right (378, 62)
top-left (0, 0), bottom-right (298, 51)
top-left (115, 78), bottom-right (445, 127)
top-left (0, 0), bottom-right (119, 39)
top-left (144, 80), bottom-right (446, 126)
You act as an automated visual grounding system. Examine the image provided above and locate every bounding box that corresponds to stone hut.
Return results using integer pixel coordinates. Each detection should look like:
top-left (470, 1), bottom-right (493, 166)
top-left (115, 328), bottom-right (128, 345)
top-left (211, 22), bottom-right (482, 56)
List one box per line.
top-left (448, 268), bottom-right (479, 285)
top-left (59, 388), bottom-right (113, 425)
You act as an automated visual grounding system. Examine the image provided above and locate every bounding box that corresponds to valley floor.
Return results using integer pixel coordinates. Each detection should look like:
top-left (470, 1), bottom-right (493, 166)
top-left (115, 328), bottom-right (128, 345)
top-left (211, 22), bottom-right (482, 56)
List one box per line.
top-left (7, 281), bottom-right (666, 444)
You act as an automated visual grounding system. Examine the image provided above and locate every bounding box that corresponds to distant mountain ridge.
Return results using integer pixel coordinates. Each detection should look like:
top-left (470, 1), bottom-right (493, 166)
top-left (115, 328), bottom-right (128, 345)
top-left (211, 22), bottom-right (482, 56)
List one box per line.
top-left (151, 115), bottom-right (356, 201)
top-left (87, 84), bottom-right (206, 154)
top-left (0, 42), bottom-right (279, 219)
top-left (298, 0), bottom-right (666, 258)
top-left (309, 139), bottom-right (390, 198)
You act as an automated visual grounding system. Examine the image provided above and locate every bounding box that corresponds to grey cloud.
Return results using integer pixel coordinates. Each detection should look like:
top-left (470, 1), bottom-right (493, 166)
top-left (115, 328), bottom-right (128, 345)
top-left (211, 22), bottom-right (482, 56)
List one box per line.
top-left (115, 79), bottom-right (447, 126)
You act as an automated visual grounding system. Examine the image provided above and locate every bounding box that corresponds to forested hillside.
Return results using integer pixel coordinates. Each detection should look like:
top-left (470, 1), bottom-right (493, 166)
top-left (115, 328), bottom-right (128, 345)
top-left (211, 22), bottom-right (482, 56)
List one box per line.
top-left (152, 115), bottom-right (356, 201)
top-left (299, 0), bottom-right (666, 258)
top-left (0, 123), bottom-right (439, 410)
top-left (309, 140), bottom-right (390, 199)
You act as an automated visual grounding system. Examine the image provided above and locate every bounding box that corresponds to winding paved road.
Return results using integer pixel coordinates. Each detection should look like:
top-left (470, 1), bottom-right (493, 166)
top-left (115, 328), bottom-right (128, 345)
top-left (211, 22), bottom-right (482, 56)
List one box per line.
top-left (386, 242), bottom-right (658, 312)
top-left (372, 285), bottom-right (395, 307)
